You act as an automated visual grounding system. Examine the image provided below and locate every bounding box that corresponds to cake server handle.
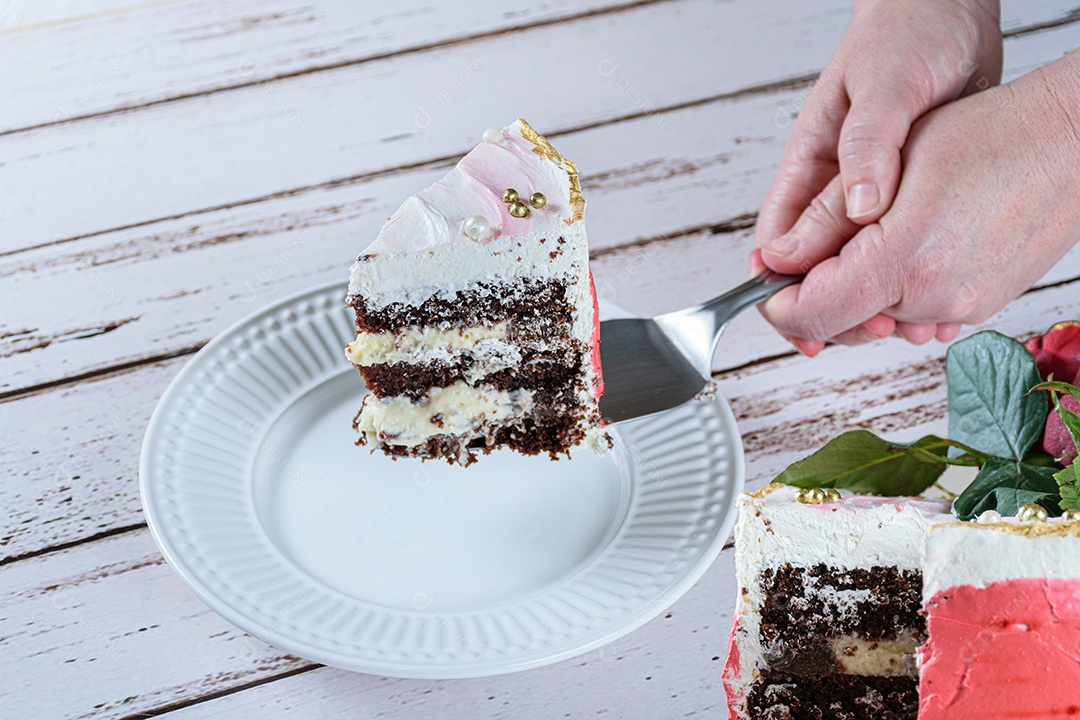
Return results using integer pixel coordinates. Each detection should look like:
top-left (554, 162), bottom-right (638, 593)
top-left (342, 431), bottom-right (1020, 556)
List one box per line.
top-left (653, 271), bottom-right (802, 379)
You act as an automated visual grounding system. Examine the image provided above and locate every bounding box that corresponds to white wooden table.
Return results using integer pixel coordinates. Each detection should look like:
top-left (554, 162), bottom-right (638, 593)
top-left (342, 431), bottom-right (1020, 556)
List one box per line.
top-left (3, 1), bottom-right (1078, 717)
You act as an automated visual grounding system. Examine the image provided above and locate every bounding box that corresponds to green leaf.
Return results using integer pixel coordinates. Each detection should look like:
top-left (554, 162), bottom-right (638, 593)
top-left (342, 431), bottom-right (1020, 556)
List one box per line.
top-left (775, 430), bottom-right (961, 496)
top-left (947, 331), bottom-right (1047, 459)
top-left (1021, 449), bottom-right (1065, 468)
top-left (1031, 380), bottom-right (1080, 406)
top-left (954, 457), bottom-right (1061, 520)
top-left (1056, 464), bottom-right (1080, 510)
top-left (964, 487), bottom-right (1059, 519)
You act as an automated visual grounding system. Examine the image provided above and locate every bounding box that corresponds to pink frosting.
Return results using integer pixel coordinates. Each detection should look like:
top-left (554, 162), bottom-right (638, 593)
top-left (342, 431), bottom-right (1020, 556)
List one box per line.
top-left (367, 120), bottom-right (578, 253)
top-left (920, 578), bottom-right (1080, 718)
top-left (588, 269), bottom-right (604, 400)
top-left (721, 617), bottom-right (743, 719)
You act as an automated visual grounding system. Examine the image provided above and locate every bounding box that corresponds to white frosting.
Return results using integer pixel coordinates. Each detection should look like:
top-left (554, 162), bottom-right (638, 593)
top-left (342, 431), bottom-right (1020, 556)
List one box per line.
top-left (727, 485), bottom-right (953, 706)
top-left (735, 485), bottom-right (953, 572)
top-left (356, 381), bottom-right (533, 449)
top-left (349, 224), bottom-right (588, 311)
top-left (923, 521), bottom-right (1080, 601)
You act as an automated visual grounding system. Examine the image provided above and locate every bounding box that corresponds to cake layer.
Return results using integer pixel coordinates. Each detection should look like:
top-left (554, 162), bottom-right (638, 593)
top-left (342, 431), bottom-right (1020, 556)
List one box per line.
top-left (376, 401), bottom-right (591, 465)
top-left (355, 381), bottom-right (534, 449)
top-left (345, 324), bottom-right (512, 366)
top-left (757, 563), bottom-right (924, 677)
top-left (746, 671), bottom-right (917, 719)
top-left (349, 233), bottom-right (584, 312)
top-left (760, 563), bottom-right (924, 642)
top-left (349, 277), bottom-right (573, 334)
top-left (358, 355), bottom-right (582, 400)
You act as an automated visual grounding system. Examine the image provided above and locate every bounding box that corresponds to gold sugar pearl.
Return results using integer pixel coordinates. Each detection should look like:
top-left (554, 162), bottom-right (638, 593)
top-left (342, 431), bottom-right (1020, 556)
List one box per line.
top-left (1017, 503), bottom-right (1049, 522)
top-left (1063, 508), bottom-right (1080, 522)
top-left (822, 488), bottom-right (842, 503)
top-left (529, 192), bottom-right (547, 209)
top-left (794, 487), bottom-right (829, 505)
top-left (508, 201), bottom-right (530, 219)
top-left (501, 188), bottom-right (519, 204)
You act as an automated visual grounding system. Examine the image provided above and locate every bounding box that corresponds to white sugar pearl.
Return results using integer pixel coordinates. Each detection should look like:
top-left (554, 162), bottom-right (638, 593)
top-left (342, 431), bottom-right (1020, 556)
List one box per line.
top-left (977, 510), bottom-right (1002, 524)
top-left (482, 127), bottom-right (502, 144)
top-left (461, 215), bottom-right (492, 242)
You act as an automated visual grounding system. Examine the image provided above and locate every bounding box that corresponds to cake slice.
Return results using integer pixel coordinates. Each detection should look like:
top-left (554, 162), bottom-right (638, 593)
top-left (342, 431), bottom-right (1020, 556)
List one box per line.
top-left (919, 513), bottom-right (1080, 719)
top-left (722, 484), bottom-right (953, 719)
top-left (345, 119), bottom-right (607, 465)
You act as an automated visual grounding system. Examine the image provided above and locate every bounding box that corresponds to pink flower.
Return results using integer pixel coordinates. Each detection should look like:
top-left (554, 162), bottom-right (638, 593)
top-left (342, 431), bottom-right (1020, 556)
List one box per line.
top-left (1026, 321), bottom-right (1080, 462)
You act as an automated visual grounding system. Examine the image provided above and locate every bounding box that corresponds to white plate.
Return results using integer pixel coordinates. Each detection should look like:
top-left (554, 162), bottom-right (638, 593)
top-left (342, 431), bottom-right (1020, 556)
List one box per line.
top-left (140, 281), bottom-right (744, 678)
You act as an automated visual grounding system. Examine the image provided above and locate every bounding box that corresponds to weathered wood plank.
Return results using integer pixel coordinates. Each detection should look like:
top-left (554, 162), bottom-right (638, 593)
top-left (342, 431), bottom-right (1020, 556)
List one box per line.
top-left (3, 0), bottom-right (1070, 139)
top-left (0, 0), bottom-right (655, 134)
top-left (4, 278), bottom-right (1079, 719)
top-left (0, 356), bottom-right (184, 561)
top-left (5, 1), bottom-right (1074, 256)
top-left (0, 529), bottom-right (310, 720)
top-left (4, 19), bottom-right (1077, 396)
top-left (0, 0), bottom-right (164, 34)
top-left (1, 0), bottom-right (862, 253)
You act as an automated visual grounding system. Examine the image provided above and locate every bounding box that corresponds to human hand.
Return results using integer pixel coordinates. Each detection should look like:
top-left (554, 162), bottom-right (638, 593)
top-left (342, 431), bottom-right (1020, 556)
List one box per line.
top-left (752, 0), bottom-right (1003, 352)
top-left (757, 54), bottom-right (1080, 347)
top-left (757, 0), bottom-right (1002, 238)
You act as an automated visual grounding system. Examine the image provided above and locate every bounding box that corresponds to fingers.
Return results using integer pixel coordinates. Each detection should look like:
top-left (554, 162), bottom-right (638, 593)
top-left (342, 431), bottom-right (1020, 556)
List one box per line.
top-left (894, 321), bottom-right (938, 345)
top-left (783, 334), bottom-right (827, 357)
top-left (760, 223), bottom-right (900, 341)
top-left (935, 323), bottom-right (963, 343)
top-left (755, 75), bottom-right (849, 245)
top-left (837, 82), bottom-right (920, 223)
top-left (832, 314), bottom-right (896, 346)
top-left (759, 175), bottom-right (860, 275)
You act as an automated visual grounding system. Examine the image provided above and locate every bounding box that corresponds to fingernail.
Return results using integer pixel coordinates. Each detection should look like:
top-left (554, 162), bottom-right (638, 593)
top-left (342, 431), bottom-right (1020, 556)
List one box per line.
top-left (764, 233), bottom-right (798, 256)
top-left (749, 252), bottom-right (766, 275)
top-left (847, 183), bottom-right (880, 218)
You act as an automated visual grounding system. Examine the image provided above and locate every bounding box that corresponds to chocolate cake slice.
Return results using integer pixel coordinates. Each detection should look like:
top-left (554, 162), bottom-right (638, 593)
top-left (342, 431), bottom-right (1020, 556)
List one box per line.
top-left (345, 119), bottom-right (608, 465)
top-left (723, 484), bottom-right (953, 719)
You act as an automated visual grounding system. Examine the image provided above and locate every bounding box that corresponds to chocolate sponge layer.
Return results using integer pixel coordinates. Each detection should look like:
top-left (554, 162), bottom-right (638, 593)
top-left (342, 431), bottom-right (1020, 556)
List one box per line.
top-left (348, 278), bottom-right (573, 333)
top-left (746, 671), bottom-right (917, 720)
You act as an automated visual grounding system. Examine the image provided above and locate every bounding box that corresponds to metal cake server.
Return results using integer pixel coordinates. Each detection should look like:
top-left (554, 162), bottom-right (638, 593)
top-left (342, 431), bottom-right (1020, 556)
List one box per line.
top-left (598, 271), bottom-right (799, 423)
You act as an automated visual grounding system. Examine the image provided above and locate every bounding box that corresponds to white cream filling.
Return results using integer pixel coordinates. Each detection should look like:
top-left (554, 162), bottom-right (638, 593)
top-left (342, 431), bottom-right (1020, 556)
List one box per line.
top-left (832, 631), bottom-right (920, 677)
top-left (357, 381), bottom-right (534, 449)
top-left (345, 323), bottom-right (511, 366)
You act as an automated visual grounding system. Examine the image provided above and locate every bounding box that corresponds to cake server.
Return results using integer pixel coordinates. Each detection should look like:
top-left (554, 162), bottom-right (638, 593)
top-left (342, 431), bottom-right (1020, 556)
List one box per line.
top-left (598, 271), bottom-right (799, 423)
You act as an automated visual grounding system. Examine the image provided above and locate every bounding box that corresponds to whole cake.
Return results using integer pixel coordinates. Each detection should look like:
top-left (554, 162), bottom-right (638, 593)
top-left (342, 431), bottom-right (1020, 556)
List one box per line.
top-left (920, 516), bottom-right (1080, 718)
top-left (723, 484), bottom-right (953, 718)
top-left (345, 119), bottom-right (607, 464)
